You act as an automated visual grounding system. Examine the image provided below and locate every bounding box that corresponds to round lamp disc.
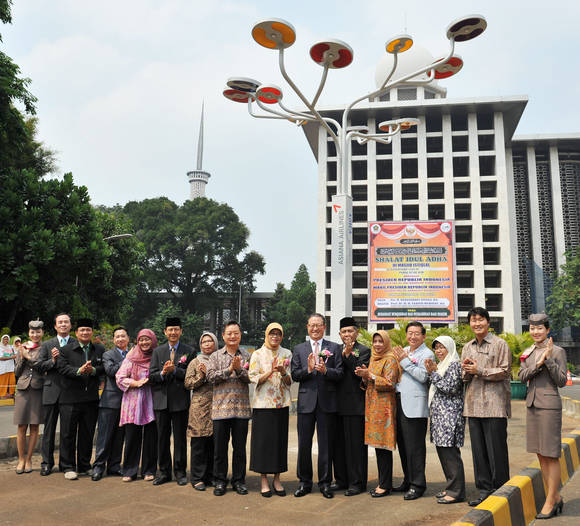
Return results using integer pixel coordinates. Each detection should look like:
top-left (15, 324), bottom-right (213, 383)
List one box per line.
top-left (310, 39), bottom-right (354, 69)
top-left (256, 84), bottom-right (283, 104)
top-left (226, 77), bottom-right (260, 93)
top-left (223, 89), bottom-right (254, 103)
top-left (385, 34), bottom-right (413, 54)
top-left (431, 55), bottom-right (463, 79)
top-left (252, 18), bottom-right (296, 49)
top-left (446, 15), bottom-right (487, 42)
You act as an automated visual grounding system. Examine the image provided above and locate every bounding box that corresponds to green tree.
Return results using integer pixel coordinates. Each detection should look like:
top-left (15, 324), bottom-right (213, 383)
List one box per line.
top-left (123, 197), bottom-right (265, 317)
top-left (546, 250), bottom-right (580, 331)
top-left (260, 264), bottom-right (316, 348)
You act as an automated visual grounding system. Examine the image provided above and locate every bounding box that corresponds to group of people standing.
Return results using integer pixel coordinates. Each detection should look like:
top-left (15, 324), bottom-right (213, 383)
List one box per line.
top-left (8, 307), bottom-right (568, 518)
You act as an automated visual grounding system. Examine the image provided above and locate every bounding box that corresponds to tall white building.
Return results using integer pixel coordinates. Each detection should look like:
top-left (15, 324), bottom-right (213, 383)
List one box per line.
top-left (188, 103), bottom-right (211, 199)
top-left (301, 46), bottom-right (580, 334)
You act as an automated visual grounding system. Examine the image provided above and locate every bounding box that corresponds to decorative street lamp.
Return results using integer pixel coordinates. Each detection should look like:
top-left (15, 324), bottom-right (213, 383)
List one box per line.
top-left (224, 15), bottom-right (487, 337)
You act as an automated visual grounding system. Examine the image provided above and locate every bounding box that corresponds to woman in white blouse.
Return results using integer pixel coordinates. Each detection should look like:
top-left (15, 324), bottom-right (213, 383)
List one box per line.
top-left (249, 322), bottom-right (292, 497)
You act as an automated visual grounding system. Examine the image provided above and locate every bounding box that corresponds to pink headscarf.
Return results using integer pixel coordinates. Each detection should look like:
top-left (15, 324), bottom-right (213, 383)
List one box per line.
top-left (125, 328), bottom-right (158, 380)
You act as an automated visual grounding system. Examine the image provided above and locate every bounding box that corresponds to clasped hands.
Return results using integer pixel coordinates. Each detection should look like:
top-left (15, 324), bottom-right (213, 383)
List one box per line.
top-left (131, 377), bottom-right (148, 388)
top-left (229, 355), bottom-right (242, 373)
top-left (354, 363), bottom-right (370, 380)
top-left (392, 345), bottom-right (408, 362)
top-left (162, 360), bottom-right (175, 376)
top-left (424, 358), bottom-right (437, 374)
top-left (307, 352), bottom-right (326, 374)
top-left (78, 360), bottom-right (94, 375)
top-left (461, 357), bottom-right (478, 375)
top-left (536, 337), bottom-right (554, 367)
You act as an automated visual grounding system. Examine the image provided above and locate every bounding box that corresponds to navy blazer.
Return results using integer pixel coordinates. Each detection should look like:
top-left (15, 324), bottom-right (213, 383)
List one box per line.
top-left (36, 336), bottom-right (77, 405)
top-left (99, 348), bottom-right (126, 409)
top-left (149, 342), bottom-right (195, 412)
top-left (291, 339), bottom-right (343, 414)
top-left (337, 342), bottom-right (371, 416)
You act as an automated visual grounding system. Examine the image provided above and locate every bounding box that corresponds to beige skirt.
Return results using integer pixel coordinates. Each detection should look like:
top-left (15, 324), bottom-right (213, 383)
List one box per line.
top-left (13, 388), bottom-right (43, 425)
top-left (526, 406), bottom-right (562, 458)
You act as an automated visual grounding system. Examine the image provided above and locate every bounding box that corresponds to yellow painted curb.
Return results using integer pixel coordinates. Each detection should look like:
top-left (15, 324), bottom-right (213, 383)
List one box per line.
top-left (559, 452), bottom-right (569, 484)
top-left (562, 437), bottom-right (580, 469)
top-left (505, 475), bottom-right (536, 525)
top-left (475, 495), bottom-right (512, 526)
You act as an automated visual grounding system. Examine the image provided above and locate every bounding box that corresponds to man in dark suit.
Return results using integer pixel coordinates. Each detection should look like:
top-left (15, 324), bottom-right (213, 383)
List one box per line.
top-left (91, 326), bottom-right (129, 481)
top-left (291, 313), bottom-right (343, 499)
top-left (332, 317), bottom-right (371, 496)
top-left (36, 312), bottom-right (76, 476)
top-left (57, 318), bottom-right (105, 480)
top-left (149, 317), bottom-right (194, 486)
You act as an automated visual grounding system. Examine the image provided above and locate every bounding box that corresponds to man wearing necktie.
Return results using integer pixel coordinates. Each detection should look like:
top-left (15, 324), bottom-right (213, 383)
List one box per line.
top-left (291, 313), bottom-right (343, 499)
top-left (91, 327), bottom-right (130, 481)
top-left (149, 317), bottom-right (194, 486)
top-left (56, 318), bottom-right (105, 480)
top-left (36, 313), bottom-right (76, 476)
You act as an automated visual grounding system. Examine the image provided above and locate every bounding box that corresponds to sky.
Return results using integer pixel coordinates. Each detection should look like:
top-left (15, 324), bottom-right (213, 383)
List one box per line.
top-left (3, 0), bottom-right (580, 291)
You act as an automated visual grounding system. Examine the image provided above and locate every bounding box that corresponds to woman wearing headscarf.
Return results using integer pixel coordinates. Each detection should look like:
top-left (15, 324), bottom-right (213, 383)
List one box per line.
top-left (519, 314), bottom-right (567, 519)
top-left (249, 322), bottom-right (292, 497)
top-left (13, 321), bottom-right (45, 473)
top-left (424, 335), bottom-right (466, 504)
top-left (355, 330), bottom-right (400, 498)
top-left (0, 334), bottom-right (16, 399)
top-left (116, 328), bottom-right (158, 482)
top-left (185, 331), bottom-right (218, 491)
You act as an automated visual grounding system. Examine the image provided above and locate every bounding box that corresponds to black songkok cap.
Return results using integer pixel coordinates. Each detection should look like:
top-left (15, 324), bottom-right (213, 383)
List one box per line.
top-left (76, 318), bottom-right (94, 329)
top-left (339, 317), bottom-right (357, 330)
top-left (165, 317), bottom-right (182, 328)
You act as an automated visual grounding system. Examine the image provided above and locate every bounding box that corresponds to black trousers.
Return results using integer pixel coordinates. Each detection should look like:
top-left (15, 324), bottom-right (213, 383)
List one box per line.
top-left (436, 446), bottom-right (465, 499)
top-left (59, 401), bottom-right (99, 473)
top-left (297, 405), bottom-right (335, 488)
top-left (333, 414), bottom-right (368, 491)
top-left (123, 422), bottom-right (158, 478)
top-left (190, 436), bottom-right (214, 484)
top-left (468, 417), bottom-right (509, 494)
top-left (41, 402), bottom-right (60, 470)
top-left (93, 407), bottom-right (125, 474)
top-left (376, 448), bottom-right (393, 490)
top-left (396, 394), bottom-right (428, 491)
top-left (155, 409), bottom-right (188, 478)
top-left (213, 418), bottom-right (248, 485)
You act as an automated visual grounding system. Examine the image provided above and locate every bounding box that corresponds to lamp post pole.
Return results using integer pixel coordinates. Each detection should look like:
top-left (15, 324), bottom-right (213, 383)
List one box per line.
top-left (224, 15), bottom-right (487, 337)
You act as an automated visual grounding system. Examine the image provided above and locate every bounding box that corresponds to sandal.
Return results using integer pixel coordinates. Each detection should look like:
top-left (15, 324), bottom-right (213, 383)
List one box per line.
top-left (144, 474), bottom-right (155, 481)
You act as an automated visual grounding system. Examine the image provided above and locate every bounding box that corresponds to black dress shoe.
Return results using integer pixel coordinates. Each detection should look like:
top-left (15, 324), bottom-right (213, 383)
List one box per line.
top-left (536, 502), bottom-right (558, 519)
top-left (261, 490), bottom-right (272, 498)
top-left (344, 488), bottom-right (362, 496)
top-left (91, 471), bottom-right (103, 482)
top-left (192, 482), bottom-right (206, 491)
top-left (330, 482), bottom-right (345, 491)
top-left (233, 483), bottom-right (248, 495)
top-left (320, 486), bottom-right (334, 499)
top-left (214, 483), bottom-right (226, 496)
top-left (40, 466), bottom-right (52, 476)
top-left (107, 470), bottom-right (123, 477)
top-left (294, 485), bottom-right (311, 498)
top-left (404, 488), bottom-right (424, 500)
top-left (370, 488), bottom-right (391, 498)
top-left (468, 495), bottom-right (489, 507)
top-left (274, 488), bottom-right (286, 497)
top-left (153, 475), bottom-right (171, 486)
top-left (177, 476), bottom-right (188, 486)
top-left (392, 483), bottom-right (410, 492)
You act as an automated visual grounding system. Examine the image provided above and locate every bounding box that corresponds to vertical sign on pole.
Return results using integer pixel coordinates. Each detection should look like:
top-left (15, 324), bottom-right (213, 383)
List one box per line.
top-left (368, 220), bottom-right (457, 323)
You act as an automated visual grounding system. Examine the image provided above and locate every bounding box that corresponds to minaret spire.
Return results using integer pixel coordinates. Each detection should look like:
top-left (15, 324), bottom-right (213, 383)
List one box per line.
top-left (196, 101), bottom-right (204, 170)
top-left (187, 102), bottom-right (211, 200)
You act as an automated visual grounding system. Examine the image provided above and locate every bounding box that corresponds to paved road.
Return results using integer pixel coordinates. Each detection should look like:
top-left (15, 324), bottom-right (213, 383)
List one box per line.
top-left (1, 401), bottom-right (579, 525)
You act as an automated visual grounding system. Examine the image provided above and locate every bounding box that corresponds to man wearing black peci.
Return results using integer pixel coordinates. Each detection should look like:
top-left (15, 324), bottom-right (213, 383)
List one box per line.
top-left (332, 317), bottom-right (371, 496)
top-left (149, 317), bottom-right (194, 486)
top-left (57, 318), bottom-right (105, 480)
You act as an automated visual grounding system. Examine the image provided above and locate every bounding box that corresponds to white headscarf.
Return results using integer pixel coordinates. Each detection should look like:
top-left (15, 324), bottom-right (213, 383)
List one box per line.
top-left (428, 335), bottom-right (460, 407)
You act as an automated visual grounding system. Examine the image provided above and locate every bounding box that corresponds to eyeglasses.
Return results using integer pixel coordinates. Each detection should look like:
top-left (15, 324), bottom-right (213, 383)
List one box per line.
top-left (308, 324), bottom-right (325, 329)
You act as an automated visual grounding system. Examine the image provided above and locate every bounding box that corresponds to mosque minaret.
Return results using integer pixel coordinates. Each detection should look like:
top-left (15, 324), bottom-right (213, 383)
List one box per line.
top-left (188, 103), bottom-right (211, 199)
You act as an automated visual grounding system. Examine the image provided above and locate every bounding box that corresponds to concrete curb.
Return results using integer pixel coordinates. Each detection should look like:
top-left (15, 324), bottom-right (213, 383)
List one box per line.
top-left (0, 432), bottom-right (59, 459)
top-left (562, 396), bottom-right (580, 417)
top-left (452, 428), bottom-right (580, 526)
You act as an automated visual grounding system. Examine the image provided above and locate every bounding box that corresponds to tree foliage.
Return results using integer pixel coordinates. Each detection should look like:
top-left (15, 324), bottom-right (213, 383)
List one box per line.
top-left (262, 264), bottom-right (316, 348)
top-left (123, 197), bottom-right (265, 317)
top-left (144, 300), bottom-right (204, 348)
top-left (546, 250), bottom-right (580, 331)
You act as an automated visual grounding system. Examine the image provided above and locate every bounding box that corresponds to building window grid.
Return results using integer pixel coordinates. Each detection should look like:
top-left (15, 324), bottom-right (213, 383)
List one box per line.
top-left (536, 162), bottom-right (557, 298)
top-left (559, 161), bottom-right (580, 251)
